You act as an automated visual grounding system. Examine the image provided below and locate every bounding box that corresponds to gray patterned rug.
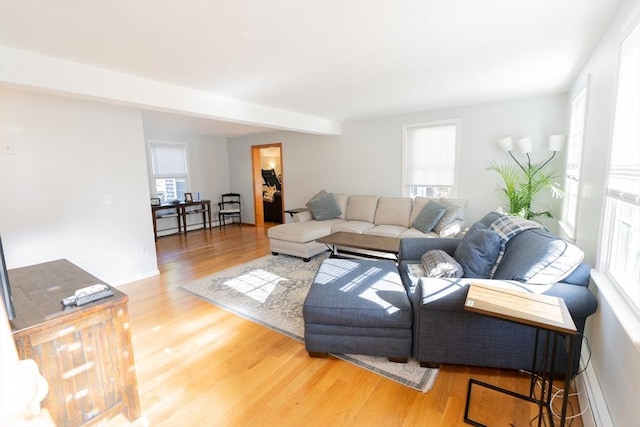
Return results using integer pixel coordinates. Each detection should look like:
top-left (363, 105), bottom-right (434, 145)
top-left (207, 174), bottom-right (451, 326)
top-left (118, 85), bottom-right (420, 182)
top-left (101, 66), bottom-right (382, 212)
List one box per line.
top-left (179, 253), bottom-right (438, 392)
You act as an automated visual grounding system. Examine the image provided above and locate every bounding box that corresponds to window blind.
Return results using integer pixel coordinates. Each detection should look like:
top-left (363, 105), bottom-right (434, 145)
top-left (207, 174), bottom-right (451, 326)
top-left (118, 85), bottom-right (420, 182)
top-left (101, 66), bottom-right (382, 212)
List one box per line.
top-left (151, 143), bottom-right (188, 176)
top-left (405, 124), bottom-right (456, 186)
top-left (607, 21), bottom-right (640, 205)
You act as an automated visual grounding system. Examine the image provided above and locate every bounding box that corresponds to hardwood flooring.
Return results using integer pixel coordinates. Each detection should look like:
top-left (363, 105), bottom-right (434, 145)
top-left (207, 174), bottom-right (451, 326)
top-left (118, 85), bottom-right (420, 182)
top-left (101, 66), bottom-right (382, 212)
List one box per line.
top-left (115, 224), bottom-right (584, 427)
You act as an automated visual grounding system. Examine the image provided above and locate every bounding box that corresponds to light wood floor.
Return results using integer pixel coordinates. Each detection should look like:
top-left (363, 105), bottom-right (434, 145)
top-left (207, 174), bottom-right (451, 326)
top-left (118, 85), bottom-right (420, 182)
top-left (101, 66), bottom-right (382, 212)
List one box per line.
top-left (116, 224), bottom-right (584, 427)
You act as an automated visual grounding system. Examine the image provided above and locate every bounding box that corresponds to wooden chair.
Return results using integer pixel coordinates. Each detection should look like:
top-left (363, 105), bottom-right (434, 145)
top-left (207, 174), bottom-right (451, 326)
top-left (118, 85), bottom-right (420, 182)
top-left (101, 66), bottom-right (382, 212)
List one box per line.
top-left (218, 193), bottom-right (241, 227)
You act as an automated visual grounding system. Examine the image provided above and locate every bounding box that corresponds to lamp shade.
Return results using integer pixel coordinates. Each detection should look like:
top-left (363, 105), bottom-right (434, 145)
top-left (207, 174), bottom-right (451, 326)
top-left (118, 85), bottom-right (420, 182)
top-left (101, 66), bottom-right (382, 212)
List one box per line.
top-left (548, 135), bottom-right (566, 151)
top-left (516, 137), bottom-right (533, 154)
top-left (497, 136), bottom-right (513, 152)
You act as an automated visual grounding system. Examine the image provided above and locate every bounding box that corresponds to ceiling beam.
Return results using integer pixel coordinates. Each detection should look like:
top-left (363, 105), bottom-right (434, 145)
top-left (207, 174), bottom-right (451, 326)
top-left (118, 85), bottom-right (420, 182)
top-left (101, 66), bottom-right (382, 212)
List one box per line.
top-left (0, 46), bottom-right (341, 136)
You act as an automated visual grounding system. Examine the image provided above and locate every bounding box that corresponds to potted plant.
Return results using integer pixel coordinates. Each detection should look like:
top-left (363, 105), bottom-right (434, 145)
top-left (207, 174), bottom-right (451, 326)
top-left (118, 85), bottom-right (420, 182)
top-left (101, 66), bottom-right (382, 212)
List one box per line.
top-left (490, 136), bottom-right (564, 221)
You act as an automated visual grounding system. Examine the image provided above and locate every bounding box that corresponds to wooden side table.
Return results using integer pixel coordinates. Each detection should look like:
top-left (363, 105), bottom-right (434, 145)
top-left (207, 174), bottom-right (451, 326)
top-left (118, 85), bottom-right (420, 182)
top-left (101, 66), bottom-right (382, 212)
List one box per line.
top-left (462, 283), bottom-right (577, 427)
top-left (9, 260), bottom-right (141, 427)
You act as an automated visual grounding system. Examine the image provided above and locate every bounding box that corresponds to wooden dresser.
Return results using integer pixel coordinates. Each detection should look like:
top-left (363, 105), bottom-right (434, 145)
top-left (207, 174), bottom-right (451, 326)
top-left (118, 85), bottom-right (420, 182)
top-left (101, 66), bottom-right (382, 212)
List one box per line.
top-left (9, 259), bottom-right (141, 427)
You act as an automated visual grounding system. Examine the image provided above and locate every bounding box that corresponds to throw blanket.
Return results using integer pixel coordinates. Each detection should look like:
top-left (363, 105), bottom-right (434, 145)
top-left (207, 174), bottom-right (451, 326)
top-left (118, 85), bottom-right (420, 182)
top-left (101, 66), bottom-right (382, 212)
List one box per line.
top-left (488, 216), bottom-right (544, 278)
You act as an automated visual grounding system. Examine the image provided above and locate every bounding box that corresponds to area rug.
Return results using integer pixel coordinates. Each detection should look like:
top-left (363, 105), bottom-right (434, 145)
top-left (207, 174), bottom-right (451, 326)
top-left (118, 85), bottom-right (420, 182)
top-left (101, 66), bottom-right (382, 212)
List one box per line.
top-left (179, 253), bottom-right (438, 392)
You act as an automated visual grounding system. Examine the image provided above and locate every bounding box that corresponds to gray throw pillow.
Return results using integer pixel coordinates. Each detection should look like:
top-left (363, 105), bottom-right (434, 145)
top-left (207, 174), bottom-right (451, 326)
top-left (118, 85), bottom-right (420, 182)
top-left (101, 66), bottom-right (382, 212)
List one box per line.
top-left (454, 222), bottom-right (502, 278)
top-left (306, 192), bottom-right (342, 220)
top-left (412, 200), bottom-right (447, 233)
top-left (421, 249), bottom-right (464, 278)
top-left (432, 199), bottom-right (463, 234)
top-left (306, 189), bottom-right (327, 206)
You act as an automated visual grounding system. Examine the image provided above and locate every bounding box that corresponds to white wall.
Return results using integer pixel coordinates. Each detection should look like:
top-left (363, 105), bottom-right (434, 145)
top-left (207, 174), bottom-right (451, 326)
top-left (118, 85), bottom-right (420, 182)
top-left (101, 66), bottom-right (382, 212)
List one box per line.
top-left (569, 2), bottom-right (639, 426)
top-left (228, 93), bottom-right (568, 230)
top-left (0, 88), bottom-right (158, 285)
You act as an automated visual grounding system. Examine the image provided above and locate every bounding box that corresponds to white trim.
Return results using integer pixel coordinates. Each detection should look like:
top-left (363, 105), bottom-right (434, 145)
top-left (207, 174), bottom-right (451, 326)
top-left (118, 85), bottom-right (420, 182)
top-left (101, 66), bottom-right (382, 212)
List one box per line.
top-left (576, 343), bottom-right (614, 427)
top-left (591, 270), bottom-right (640, 354)
top-left (110, 269), bottom-right (160, 287)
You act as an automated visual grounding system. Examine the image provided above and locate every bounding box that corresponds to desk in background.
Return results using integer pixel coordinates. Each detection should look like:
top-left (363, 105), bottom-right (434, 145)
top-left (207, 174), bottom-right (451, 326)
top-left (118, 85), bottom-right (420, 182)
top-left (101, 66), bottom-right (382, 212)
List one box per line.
top-left (152, 200), bottom-right (212, 240)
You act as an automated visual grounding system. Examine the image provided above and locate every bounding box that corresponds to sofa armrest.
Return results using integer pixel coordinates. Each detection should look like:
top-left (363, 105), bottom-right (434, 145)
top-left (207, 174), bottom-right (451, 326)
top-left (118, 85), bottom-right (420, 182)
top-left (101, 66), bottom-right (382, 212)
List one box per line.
top-left (293, 211), bottom-right (313, 223)
top-left (545, 282), bottom-right (598, 319)
top-left (399, 237), bottom-right (460, 262)
top-left (415, 277), bottom-right (597, 319)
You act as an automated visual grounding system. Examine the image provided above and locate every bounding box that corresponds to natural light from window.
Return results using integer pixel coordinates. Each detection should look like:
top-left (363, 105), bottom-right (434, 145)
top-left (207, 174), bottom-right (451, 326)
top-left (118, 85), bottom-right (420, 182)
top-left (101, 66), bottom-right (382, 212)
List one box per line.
top-left (599, 19), bottom-right (640, 311)
top-left (223, 269), bottom-right (284, 303)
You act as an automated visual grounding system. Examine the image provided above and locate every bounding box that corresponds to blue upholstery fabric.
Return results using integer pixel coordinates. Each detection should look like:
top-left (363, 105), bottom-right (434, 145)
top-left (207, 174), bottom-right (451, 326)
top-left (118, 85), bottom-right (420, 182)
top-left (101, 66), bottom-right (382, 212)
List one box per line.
top-left (492, 228), bottom-right (583, 283)
top-left (478, 211), bottom-right (504, 227)
top-left (398, 230), bottom-right (598, 375)
top-left (453, 222), bottom-right (501, 278)
top-left (303, 258), bottom-right (413, 359)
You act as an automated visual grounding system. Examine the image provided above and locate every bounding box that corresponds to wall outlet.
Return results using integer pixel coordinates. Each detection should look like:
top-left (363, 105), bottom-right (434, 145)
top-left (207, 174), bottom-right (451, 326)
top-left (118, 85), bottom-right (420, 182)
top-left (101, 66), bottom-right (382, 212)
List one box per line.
top-left (104, 195), bottom-right (112, 205)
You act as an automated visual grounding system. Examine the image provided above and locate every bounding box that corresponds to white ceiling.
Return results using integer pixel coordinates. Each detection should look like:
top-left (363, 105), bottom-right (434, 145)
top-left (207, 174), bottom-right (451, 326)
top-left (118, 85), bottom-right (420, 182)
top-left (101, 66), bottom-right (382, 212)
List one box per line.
top-left (0, 0), bottom-right (621, 136)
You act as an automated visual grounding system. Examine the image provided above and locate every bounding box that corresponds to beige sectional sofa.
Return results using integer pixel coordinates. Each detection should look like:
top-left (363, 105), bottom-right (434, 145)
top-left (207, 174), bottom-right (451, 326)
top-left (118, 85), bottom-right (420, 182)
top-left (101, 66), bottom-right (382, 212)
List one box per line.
top-left (268, 194), bottom-right (467, 261)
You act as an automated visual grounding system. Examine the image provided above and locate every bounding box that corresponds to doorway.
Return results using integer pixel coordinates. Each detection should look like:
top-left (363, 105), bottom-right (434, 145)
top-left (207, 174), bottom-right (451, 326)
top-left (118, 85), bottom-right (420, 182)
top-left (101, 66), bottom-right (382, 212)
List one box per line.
top-left (251, 143), bottom-right (284, 227)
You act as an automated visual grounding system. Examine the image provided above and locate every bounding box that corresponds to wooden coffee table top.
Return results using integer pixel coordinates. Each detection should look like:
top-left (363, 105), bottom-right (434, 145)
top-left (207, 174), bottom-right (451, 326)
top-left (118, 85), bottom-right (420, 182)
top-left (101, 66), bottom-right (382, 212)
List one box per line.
top-left (316, 231), bottom-right (401, 254)
top-left (465, 283), bottom-right (577, 334)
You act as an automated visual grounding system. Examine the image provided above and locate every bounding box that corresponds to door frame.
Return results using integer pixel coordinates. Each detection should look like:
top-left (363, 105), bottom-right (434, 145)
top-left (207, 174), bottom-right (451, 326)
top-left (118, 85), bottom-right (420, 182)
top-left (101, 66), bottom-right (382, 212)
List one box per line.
top-left (251, 143), bottom-right (284, 227)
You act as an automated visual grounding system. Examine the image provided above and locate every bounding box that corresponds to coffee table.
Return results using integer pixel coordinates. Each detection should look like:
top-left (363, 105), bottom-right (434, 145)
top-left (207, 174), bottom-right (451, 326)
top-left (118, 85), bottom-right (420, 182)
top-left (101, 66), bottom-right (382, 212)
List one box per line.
top-left (315, 231), bottom-right (401, 260)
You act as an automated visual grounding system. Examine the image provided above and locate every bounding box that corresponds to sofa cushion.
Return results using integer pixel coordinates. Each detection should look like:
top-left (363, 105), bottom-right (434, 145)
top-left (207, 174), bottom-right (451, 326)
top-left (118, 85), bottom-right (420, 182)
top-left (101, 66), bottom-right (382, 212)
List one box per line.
top-left (333, 193), bottom-right (348, 219)
top-left (374, 198), bottom-right (413, 227)
top-left (332, 221), bottom-right (375, 234)
top-left (268, 219), bottom-right (344, 243)
top-left (411, 200), bottom-right (447, 233)
top-left (489, 215), bottom-right (544, 277)
top-left (433, 198), bottom-right (466, 235)
top-left (400, 228), bottom-right (439, 238)
top-left (345, 195), bottom-right (378, 223)
top-left (478, 211), bottom-right (504, 228)
top-left (306, 192), bottom-right (342, 220)
top-left (454, 222), bottom-right (502, 278)
top-left (492, 228), bottom-right (584, 284)
top-left (304, 258), bottom-right (412, 328)
top-left (365, 225), bottom-right (408, 237)
top-left (421, 250), bottom-right (464, 278)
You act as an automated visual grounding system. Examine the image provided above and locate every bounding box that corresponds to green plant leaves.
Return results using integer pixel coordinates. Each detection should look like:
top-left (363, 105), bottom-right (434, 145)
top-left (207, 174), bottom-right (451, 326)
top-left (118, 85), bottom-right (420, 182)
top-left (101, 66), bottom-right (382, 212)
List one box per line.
top-left (488, 161), bottom-right (564, 221)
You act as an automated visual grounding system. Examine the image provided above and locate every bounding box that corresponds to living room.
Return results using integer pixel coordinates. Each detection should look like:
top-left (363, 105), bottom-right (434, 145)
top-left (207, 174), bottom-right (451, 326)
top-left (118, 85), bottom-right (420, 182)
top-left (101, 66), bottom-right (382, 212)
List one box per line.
top-left (0, 1), bottom-right (638, 426)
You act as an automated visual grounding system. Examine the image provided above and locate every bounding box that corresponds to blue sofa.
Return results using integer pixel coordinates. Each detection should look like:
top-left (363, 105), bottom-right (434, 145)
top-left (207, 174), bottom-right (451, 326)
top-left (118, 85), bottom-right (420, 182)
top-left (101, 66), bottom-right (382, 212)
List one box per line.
top-left (398, 212), bottom-right (598, 374)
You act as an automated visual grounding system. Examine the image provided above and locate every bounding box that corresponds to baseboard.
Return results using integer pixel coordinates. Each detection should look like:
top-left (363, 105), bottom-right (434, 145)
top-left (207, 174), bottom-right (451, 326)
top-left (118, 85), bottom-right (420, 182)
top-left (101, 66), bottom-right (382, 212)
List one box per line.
top-left (576, 345), bottom-right (613, 427)
top-left (111, 269), bottom-right (160, 287)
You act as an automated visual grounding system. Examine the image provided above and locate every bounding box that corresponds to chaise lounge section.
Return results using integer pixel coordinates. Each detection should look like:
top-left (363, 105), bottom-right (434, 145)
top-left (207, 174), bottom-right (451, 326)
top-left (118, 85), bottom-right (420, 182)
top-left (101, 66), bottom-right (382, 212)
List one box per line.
top-left (268, 193), bottom-right (468, 261)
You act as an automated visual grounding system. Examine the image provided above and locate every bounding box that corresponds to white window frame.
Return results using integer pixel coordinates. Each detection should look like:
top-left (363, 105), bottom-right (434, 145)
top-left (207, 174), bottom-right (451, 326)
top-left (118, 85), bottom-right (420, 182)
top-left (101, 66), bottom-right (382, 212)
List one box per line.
top-left (598, 15), bottom-right (640, 313)
top-left (560, 83), bottom-right (589, 240)
top-left (401, 119), bottom-right (460, 198)
top-left (148, 141), bottom-right (190, 203)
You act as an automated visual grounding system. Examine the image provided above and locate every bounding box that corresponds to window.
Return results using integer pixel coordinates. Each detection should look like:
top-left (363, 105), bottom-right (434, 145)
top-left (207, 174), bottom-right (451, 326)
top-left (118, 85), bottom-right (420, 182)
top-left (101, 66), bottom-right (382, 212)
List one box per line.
top-left (402, 120), bottom-right (459, 198)
top-left (561, 86), bottom-right (588, 236)
top-left (149, 142), bottom-right (189, 203)
top-left (599, 19), bottom-right (640, 310)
